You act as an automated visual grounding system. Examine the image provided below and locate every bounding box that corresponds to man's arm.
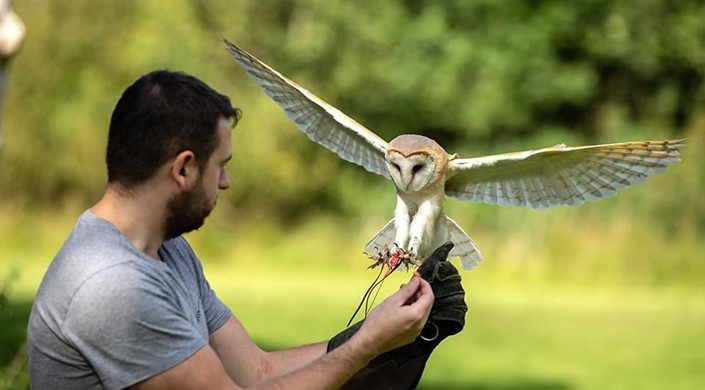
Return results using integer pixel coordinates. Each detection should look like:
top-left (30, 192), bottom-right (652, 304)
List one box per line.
top-left (133, 274), bottom-right (433, 390)
top-left (209, 315), bottom-right (327, 387)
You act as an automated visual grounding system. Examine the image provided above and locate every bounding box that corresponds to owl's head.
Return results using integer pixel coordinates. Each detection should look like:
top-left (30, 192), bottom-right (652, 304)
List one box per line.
top-left (385, 134), bottom-right (449, 194)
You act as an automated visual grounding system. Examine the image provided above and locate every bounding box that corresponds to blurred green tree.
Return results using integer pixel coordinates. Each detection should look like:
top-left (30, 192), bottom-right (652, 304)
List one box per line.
top-left (1, 0), bottom-right (702, 224)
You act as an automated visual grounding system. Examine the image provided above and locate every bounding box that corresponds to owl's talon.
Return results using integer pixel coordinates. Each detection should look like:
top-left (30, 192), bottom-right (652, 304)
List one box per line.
top-left (364, 245), bottom-right (391, 270)
top-left (364, 246), bottom-right (417, 276)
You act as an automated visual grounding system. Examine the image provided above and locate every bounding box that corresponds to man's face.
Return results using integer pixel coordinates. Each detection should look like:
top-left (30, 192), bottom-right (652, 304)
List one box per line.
top-left (164, 117), bottom-right (232, 239)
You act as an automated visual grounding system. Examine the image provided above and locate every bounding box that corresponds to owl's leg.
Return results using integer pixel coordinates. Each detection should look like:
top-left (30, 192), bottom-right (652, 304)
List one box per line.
top-left (407, 201), bottom-right (441, 261)
top-left (392, 196), bottom-right (412, 251)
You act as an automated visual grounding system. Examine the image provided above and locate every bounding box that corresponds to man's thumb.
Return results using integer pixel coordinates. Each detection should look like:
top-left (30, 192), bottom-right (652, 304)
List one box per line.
top-left (395, 276), bottom-right (421, 303)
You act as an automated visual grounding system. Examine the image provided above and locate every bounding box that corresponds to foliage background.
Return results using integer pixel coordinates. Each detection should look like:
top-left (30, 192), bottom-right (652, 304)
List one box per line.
top-left (1, 0), bottom-right (704, 389)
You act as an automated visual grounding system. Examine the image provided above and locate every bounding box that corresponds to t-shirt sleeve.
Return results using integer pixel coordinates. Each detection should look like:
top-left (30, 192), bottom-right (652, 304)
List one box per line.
top-left (62, 265), bottom-right (207, 390)
top-left (172, 237), bottom-right (232, 333)
top-left (195, 258), bottom-right (232, 333)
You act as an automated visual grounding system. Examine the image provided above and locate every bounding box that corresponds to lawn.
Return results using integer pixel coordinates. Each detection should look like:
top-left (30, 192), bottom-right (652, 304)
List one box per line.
top-left (209, 266), bottom-right (705, 390)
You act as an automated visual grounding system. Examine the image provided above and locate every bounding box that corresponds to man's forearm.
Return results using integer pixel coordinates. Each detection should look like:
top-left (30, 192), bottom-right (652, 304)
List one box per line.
top-left (256, 342), bottom-right (327, 383)
top-left (251, 338), bottom-right (375, 390)
top-left (210, 316), bottom-right (357, 387)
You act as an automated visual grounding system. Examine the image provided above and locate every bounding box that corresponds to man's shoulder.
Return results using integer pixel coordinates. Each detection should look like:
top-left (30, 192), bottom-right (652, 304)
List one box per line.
top-left (50, 214), bottom-right (158, 284)
top-left (67, 262), bottom-right (170, 315)
top-left (34, 212), bottom-right (174, 317)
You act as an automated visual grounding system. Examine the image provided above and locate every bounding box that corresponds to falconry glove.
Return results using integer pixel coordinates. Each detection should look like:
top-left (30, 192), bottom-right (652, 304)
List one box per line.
top-left (328, 242), bottom-right (467, 389)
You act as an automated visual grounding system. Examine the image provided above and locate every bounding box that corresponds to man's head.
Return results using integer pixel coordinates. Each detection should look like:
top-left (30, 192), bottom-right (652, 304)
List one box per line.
top-left (106, 70), bottom-right (241, 187)
top-left (107, 70), bottom-right (241, 238)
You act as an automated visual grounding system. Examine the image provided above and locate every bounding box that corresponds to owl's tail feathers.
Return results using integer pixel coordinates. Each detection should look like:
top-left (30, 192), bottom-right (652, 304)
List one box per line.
top-left (364, 219), bottom-right (396, 255)
top-left (443, 215), bottom-right (483, 270)
top-left (364, 217), bottom-right (483, 271)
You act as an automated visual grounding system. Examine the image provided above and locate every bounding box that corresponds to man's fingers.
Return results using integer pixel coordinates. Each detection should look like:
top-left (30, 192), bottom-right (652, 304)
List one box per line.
top-left (417, 276), bottom-right (433, 296)
top-left (386, 275), bottom-right (434, 324)
top-left (401, 277), bottom-right (433, 312)
top-left (401, 272), bottom-right (421, 290)
top-left (396, 276), bottom-right (421, 300)
top-left (362, 276), bottom-right (436, 353)
top-left (410, 278), bottom-right (434, 327)
top-left (391, 275), bottom-right (425, 305)
top-left (414, 278), bottom-right (433, 307)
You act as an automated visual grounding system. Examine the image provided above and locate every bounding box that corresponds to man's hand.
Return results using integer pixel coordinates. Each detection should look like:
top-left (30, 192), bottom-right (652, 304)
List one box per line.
top-left (354, 274), bottom-right (434, 357)
top-left (328, 242), bottom-right (467, 389)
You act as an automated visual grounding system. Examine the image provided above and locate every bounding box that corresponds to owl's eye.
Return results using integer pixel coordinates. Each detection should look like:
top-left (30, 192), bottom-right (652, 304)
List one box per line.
top-left (392, 163), bottom-right (401, 171)
top-left (412, 164), bottom-right (423, 173)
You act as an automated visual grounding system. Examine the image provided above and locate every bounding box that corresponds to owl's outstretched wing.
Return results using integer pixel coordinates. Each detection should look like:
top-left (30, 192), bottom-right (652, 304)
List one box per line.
top-left (224, 39), bottom-right (390, 179)
top-left (445, 139), bottom-right (685, 209)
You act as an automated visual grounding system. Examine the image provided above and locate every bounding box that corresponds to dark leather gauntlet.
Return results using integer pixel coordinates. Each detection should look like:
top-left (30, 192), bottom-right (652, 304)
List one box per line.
top-left (328, 242), bottom-right (467, 389)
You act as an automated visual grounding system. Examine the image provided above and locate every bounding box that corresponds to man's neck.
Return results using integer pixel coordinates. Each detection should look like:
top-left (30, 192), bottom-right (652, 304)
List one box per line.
top-left (90, 184), bottom-right (167, 260)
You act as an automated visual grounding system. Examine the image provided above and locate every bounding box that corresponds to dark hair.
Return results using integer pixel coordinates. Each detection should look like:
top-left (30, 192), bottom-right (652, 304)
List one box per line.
top-left (106, 70), bottom-right (241, 187)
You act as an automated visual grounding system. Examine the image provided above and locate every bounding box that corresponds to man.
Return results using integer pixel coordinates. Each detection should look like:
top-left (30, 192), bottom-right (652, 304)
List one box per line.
top-left (28, 70), bottom-right (466, 389)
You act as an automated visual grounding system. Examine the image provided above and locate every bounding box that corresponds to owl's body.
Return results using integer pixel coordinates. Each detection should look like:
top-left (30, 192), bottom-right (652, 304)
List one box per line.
top-left (225, 40), bottom-right (684, 270)
top-left (380, 135), bottom-right (481, 267)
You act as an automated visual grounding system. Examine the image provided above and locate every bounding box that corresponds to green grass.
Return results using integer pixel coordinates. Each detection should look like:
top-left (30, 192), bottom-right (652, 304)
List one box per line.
top-left (209, 266), bottom-right (705, 390)
top-left (2, 206), bottom-right (703, 389)
top-left (218, 275), bottom-right (704, 389)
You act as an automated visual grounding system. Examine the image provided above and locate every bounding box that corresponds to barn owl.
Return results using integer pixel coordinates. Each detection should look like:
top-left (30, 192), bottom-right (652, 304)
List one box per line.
top-left (223, 39), bottom-right (684, 271)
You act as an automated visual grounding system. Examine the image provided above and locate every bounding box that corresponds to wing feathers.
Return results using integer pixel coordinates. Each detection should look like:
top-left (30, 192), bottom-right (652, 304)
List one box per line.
top-left (224, 39), bottom-right (391, 179)
top-left (447, 139), bottom-right (684, 208)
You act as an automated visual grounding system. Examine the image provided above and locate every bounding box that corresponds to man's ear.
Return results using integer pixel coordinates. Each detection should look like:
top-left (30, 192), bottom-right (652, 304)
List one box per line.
top-left (170, 150), bottom-right (198, 190)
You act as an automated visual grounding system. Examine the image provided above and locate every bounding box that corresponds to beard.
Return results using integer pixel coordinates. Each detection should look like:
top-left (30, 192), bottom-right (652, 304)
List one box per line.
top-left (163, 182), bottom-right (215, 240)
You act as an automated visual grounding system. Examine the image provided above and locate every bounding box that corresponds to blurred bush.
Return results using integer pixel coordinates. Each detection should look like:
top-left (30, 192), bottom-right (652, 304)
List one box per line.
top-left (1, 0), bottom-right (702, 234)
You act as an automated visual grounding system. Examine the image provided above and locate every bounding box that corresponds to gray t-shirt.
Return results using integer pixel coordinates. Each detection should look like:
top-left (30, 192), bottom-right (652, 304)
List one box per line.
top-left (27, 211), bottom-right (232, 389)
